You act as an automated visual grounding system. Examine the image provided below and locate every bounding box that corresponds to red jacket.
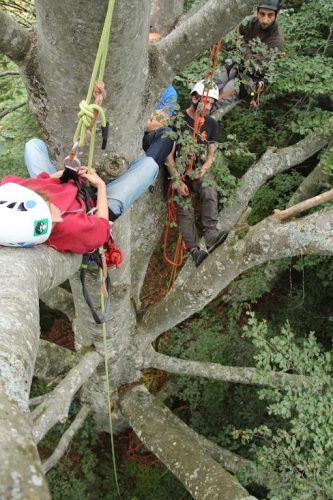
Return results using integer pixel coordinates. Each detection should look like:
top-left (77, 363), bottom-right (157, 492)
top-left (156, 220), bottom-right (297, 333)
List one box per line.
top-left (1, 173), bottom-right (110, 254)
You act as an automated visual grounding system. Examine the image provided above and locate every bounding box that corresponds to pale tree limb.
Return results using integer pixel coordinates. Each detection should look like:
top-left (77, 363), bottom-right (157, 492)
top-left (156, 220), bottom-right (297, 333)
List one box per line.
top-left (0, 10), bottom-right (32, 62)
top-left (40, 286), bottom-right (75, 322)
top-left (152, 0), bottom-right (258, 81)
top-left (42, 404), bottom-right (91, 474)
top-left (32, 350), bottom-right (102, 443)
top-left (141, 348), bottom-right (312, 387)
top-left (0, 247), bottom-right (80, 498)
top-left (138, 208), bottom-right (333, 345)
top-left (290, 153), bottom-right (332, 204)
top-left (120, 385), bottom-right (256, 500)
top-left (34, 339), bottom-right (79, 381)
top-left (223, 155), bottom-right (332, 304)
top-left (150, 0), bottom-right (184, 36)
top-left (273, 188), bottom-right (333, 221)
top-left (0, 100), bottom-right (27, 119)
top-left (211, 100), bottom-right (242, 120)
top-left (218, 131), bottom-right (331, 231)
top-left (0, 381), bottom-right (51, 499)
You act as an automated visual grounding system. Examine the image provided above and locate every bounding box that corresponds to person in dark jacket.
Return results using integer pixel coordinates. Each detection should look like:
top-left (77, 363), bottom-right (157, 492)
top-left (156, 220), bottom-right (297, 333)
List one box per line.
top-left (165, 80), bottom-right (228, 267)
top-left (214, 0), bottom-right (284, 109)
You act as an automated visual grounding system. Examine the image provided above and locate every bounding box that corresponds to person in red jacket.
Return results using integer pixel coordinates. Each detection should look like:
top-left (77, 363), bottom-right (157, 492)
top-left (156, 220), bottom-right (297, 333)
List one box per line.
top-left (0, 137), bottom-right (159, 253)
top-left (0, 167), bottom-right (110, 253)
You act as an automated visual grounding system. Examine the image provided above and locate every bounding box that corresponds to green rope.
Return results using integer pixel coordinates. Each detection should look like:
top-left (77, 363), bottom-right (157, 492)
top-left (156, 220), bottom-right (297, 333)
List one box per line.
top-left (73, 0), bottom-right (116, 171)
top-left (100, 270), bottom-right (122, 498)
top-left (72, 0), bottom-right (121, 495)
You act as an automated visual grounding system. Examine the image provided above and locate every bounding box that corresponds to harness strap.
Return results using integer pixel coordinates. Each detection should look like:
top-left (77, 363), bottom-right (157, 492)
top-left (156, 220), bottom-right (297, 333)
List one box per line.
top-left (80, 250), bottom-right (112, 324)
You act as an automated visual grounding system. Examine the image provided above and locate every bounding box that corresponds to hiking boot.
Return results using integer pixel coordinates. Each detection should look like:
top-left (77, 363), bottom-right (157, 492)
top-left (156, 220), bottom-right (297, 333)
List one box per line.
top-left (191, 248), bottom-right (208, 267)
top-left (205, 231), bottom-right (229, 254)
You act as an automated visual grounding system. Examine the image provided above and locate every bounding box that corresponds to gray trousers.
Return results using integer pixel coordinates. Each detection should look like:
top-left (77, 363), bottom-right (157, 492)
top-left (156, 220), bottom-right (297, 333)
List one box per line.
top-left (215, 65), bottom-right (240, 107)
top-left (176, 172), bottom-right (219, 251)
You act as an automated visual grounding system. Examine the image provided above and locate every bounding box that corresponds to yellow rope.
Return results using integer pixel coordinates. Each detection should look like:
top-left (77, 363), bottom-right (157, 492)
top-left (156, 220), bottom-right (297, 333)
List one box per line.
top-left (100, 270), bottom-right (121, 498)
top-left (73, 0), bottom-right (116, 172)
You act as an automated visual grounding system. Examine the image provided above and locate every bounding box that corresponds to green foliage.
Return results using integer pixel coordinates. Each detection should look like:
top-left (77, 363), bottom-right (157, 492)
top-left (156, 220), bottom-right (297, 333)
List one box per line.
top-left (0, 0), bottom-right (35, 27)
top-left (248, 170), bottom-right (304, 224)
top-left (321, 146), bottom-right (333, 177)
top-left (0, 55), bottom-right (41, 177)
top-left (164, 306), bottom-right (268, 453)
top-left (238, 314), bottom-right (333, 499)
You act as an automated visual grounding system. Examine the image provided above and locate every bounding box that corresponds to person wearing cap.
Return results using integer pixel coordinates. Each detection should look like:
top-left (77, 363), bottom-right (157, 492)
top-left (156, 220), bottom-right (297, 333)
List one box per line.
top-left (0, 138), bottom-right (159, 252)
top-left (214, 0), bottom-right (285, 109)
top-left (165, 80), bottom-right (228, 267)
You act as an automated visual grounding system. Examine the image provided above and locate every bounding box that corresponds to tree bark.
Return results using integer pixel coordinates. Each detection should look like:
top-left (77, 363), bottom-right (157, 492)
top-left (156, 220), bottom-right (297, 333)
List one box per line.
top-left (0, 247), bottom-right (79, 499)
top-left (121, 386), bottom-right (255, 500)
top-left (0, 10), bottom-right (32, 61)
top-left (150, 0), bottom-right (184, 35)
top-left (273, 188), bottom-right (333, 221)
top-left (2, 1), bottom-right (332, 497)
top-left (143, 349), bottom-right (313, 387)
top-left (138, 208), bottom-right (333, 344)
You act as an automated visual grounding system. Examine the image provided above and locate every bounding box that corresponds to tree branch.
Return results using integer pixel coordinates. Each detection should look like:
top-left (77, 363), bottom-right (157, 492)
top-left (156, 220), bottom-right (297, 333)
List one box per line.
top-left (0, 70), bottom-right (20, 77)
top-left (34, 340), bottom-right (79, 381)
top-left (142, 349), bottom-right (312, 387)
top-left (151, 0), bottom-right (258, 81)
top-left (273, 188), bottom-right (333, 222)
top-left (32, 351), bottom-right (102, 443)
top-left (40, 287), bottom-right (75, 322)
top-left (219, 131), bottom-right (331, 231)
top-left (223, 155), bottom-right (333, 305)
top-left (42, 404), bottom-right (91, 473)
top-left (120, 386), bottom-right (254, 500)
top-left (138, 208), bottom-right (333, 344)
top-left (0, 381), bottom-right (50, 499)
top-left (0, 11), bottom-right (32, 62)
top-left (0, 100), bottom-right (27, 119)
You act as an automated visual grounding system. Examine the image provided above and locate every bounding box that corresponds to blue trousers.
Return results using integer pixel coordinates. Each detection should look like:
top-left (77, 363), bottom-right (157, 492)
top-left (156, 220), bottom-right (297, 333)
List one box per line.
top-left (142, 127), bottom-right (174, 168)
top-left (24, 138), bottom-right (159, 218)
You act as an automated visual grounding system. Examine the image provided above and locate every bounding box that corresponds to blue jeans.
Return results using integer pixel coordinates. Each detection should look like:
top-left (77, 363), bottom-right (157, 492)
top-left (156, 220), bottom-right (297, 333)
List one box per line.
top-left (142, 127), bottom-right (173, 168)
top-left (24, 138), bottom-right (159, 217)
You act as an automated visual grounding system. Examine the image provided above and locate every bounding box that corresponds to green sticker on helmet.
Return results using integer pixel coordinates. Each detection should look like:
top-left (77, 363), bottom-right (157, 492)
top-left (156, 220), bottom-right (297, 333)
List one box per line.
top-left (34, 219), bottom-right (49, 236)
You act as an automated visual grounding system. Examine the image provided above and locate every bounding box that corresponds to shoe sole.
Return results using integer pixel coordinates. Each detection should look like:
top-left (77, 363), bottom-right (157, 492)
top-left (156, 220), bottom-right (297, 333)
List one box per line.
top-left (207, 232), bottom-right (229, 254)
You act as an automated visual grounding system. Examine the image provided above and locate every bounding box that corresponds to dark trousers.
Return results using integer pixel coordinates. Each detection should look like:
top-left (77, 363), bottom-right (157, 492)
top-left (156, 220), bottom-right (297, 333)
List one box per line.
top-left (176, 172), bottom-right (219, 251)
top-left (143, 127), bottom-right (174, 168)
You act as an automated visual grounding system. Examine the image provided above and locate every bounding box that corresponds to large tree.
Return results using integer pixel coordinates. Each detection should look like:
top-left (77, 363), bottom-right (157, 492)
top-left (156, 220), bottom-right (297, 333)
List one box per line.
top-left (0, 1), bottom-right (332, 498)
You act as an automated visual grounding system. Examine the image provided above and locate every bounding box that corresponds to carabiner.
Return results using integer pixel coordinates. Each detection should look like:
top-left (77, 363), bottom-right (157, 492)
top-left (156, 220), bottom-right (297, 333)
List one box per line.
top-left (63, 142), bottom-right (81, 170)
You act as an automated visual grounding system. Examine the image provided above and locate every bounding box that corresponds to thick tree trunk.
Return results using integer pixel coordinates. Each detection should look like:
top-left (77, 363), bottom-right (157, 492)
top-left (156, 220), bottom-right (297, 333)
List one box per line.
top-left (1, 0), bottom-right (331, 497)
top-left (0, 247), bottom-right (80, 498)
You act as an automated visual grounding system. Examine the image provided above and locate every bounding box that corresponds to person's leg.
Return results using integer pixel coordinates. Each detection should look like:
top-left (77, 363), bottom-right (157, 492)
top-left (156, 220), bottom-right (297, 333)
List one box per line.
top-left (175, 197), bottom-right (199, 251)
top-left (106, 156), bottom-right (158, 218)
top-left (194, 174), bottom-right (219, 238)
top-left (143, 127), bottom-right (173, 168)
top-left (195, 174), bottom-right (228, 252)
top-left (218, 78), bottom-right (240, 106)
top-left (24, 138), bottom-right (57, 178)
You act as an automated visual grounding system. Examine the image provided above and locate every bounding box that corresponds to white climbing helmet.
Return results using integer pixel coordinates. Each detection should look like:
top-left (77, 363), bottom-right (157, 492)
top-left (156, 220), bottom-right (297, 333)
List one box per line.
top-left (191, 79), bottom-right (219, 101)
top-left (0, 183), bottom-right (52, 247)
